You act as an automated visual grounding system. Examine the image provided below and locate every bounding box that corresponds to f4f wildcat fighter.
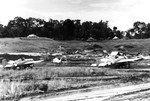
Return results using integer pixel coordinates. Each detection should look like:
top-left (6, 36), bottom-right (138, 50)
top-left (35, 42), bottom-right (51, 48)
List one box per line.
top-left (1, 58), bottom-right (43, 70)
top-left (91, 51), bottom-right (142, 68)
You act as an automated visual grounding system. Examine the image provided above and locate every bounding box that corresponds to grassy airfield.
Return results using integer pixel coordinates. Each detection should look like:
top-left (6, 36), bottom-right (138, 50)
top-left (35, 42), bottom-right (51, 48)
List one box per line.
top-left (0, 37), bottom-right (150, 100)
top-left (0, 37), bottom-right (150, 53)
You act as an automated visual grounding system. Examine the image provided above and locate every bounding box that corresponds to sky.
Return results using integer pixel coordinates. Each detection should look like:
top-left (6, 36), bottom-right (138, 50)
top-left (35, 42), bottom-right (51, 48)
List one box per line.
top-left (0, 0), bottom-right (150, 31)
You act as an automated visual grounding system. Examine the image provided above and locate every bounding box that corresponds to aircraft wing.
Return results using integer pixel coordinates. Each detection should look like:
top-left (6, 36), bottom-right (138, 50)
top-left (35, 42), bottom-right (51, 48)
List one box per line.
top-left (98, 63), bottom-right (108, 66)
top-left (116, 58), bottom-right (142, 63)
top-left (24, 60), bottom-right (44, 64)
top-left (4, 64), bottom-right (15, 68)
top-left (91, 63), bottom-right (109, 67)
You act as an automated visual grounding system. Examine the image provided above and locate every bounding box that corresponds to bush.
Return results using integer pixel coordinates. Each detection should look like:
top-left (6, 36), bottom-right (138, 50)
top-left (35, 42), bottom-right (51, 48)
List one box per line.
top-left (0, 81), bottom-right (26, 99)
top-left (0, 79), bottom-right (70, 100)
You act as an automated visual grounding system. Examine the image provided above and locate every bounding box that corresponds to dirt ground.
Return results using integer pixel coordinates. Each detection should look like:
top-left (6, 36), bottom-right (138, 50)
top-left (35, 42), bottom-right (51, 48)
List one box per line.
top-left (19, 82), bottom-right (150, 101)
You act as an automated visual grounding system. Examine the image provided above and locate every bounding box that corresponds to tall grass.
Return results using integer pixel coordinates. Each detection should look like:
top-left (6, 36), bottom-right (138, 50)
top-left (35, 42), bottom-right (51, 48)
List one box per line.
top-left (1, 67), bottom-right (150, 100)
top-left (0, 67), bottom-right (112, 100)
top-left (0, 67), bottom-right (144, 81)
top-left (0, 79), bottom-right (73, 100)
top-left (0, 81), bottom-right (26, 100)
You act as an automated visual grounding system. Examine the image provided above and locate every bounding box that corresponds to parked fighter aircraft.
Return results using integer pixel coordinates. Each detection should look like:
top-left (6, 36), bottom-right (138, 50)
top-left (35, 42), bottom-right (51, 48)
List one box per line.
top-left (91, 51), bottom-right (142, 68)
top-left (1, 58), bottom-right (43, 70)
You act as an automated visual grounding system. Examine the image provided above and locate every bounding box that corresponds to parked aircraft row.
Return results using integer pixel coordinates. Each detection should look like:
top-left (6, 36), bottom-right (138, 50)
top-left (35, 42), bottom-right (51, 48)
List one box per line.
top-left (1, 51), bottom-right (150, 69)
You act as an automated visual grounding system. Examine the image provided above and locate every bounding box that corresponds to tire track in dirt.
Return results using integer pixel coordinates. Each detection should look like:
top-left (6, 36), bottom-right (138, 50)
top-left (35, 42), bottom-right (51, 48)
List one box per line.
top-left (20, 83), bottom-right (150, 101)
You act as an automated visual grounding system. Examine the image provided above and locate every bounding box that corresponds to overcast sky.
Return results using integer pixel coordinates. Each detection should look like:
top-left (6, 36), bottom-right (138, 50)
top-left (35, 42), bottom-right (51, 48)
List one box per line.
top-left (0, 0), bottom-right (150, 31)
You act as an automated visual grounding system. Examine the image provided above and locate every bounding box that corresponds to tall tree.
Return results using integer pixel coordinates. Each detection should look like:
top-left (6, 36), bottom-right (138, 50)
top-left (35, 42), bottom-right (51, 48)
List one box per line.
top-left (81, 21), bottom-right (92, 40)
top-left (73, 19), bottom-right (81, 40)
top-left (26, 17), bottom-right (45, 36)
top-left (133, 21), bottom-right (147, 39)
top-left (62, 19), bottom-right (75, 40)
top-left (6, 16), bottom-right (27, 37)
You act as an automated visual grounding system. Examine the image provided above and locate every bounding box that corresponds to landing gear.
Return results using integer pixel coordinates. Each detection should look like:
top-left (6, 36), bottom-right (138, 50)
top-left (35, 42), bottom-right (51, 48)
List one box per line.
top-left (13, 64), bottom-right (34, 70)
top-left (115, 62), bottom-right (131, 68)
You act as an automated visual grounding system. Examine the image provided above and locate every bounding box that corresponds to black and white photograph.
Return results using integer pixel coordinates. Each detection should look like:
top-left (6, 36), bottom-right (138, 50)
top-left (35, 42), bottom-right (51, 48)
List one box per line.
top-left (1, 0), bottom-right (150, 101)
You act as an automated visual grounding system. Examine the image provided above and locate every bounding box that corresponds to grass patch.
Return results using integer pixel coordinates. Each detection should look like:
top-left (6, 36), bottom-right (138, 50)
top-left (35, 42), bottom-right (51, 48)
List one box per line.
top-left (0, 79), bottom-right (71, 100)
top-left (1, 38), bottom-right (150, 53)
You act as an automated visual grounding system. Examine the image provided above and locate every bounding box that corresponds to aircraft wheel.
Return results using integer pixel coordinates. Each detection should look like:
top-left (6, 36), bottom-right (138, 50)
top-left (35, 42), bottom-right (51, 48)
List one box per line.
top-left (29, 64), bottom-right (34, 68)
top-left (13, 67), bottom-right (16, 70)
top-left (16, 66), bottom-right (21, 70)
top-left (127, 62), bottom-right (130, 68)
top-left (28, 66), bottom-right (33, 69)
top-left (107, 61), bottom-right (111, 66)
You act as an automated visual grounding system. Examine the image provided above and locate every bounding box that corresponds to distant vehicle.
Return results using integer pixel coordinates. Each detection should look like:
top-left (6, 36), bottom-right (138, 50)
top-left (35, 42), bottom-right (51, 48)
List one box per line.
top-left (1, 58), bottom-right (43, 70)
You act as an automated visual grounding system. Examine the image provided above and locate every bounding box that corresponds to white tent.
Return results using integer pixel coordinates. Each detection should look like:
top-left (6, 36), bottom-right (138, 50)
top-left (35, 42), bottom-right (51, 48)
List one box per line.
top-left (87, 37), bottom-right (96, 42)
top-left (113, 36), bottom-right (119, 40)
top-left (27, 34), bottom-right (39, 38)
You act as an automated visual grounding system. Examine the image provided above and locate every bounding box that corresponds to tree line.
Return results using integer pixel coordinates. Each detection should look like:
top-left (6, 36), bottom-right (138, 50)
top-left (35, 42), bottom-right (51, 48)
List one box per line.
top-left (0, 16), bottom-right (123, 40)
top-left (0, 16), bottom-right (150, 40)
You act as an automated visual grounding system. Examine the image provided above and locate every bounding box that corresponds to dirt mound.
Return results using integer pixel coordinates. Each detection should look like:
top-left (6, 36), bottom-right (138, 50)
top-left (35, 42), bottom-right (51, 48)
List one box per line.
top-left (84, 44), bottom-right (103, 50)
top-left (66, 48), bottom-right (81, 54)
top-left (115, 44), bottom-right (135, 49)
